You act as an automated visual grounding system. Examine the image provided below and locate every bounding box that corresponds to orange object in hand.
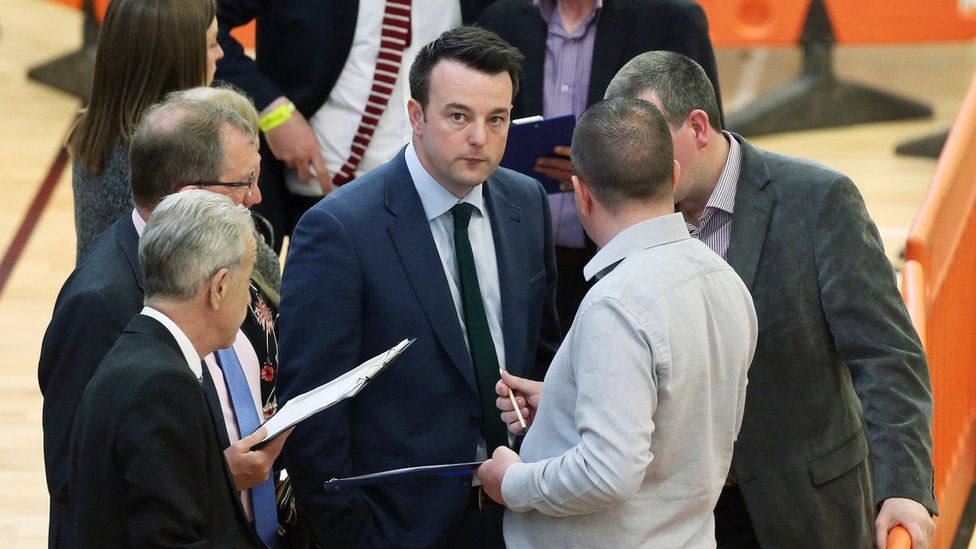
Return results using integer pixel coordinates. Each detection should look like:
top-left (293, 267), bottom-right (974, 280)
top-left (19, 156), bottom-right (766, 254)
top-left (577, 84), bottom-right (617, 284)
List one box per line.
top-left (886, 525), bottom-right (912, 549)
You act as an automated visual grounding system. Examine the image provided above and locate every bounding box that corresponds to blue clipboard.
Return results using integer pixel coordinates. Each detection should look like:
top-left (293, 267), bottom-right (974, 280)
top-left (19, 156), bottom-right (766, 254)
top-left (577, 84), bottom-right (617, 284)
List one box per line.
top-left (324, 461), bottom-right (483, 492)
top-left (500, 114), bottom-right (576, 194)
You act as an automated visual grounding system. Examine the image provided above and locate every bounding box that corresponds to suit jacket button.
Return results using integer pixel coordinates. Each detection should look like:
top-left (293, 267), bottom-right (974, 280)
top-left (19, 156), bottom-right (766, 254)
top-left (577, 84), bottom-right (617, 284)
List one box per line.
top-left (468, 414), bottom-right (480, 425)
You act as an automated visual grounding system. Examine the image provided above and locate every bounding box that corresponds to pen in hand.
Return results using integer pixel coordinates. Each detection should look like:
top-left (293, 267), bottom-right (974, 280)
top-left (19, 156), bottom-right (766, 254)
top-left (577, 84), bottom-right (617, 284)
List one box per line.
top-left (501, 369), bottom-right (528, 435)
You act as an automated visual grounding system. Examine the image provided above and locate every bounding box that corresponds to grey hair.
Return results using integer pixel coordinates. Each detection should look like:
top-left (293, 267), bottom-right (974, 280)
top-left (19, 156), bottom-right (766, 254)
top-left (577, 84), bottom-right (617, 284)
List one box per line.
top-left (140, 189), bottom-right (255, 301)
top-left (129, 95), bottom-right (254, 210)
top-left (167, 84), bottom-right (259, 141)
top-left (604, 50), bottom-right (722, 131)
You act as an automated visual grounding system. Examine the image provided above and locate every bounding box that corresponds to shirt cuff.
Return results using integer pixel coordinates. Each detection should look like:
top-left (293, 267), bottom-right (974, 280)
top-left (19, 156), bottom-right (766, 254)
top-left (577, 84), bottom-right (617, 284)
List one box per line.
top-left (501, 461), bottom-right (538, 513)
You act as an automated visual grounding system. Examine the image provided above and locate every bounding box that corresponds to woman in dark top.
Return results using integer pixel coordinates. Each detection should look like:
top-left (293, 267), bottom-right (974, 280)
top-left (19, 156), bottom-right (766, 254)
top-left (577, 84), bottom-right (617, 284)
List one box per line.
top-left (66, 0), bottom-right (222, 263)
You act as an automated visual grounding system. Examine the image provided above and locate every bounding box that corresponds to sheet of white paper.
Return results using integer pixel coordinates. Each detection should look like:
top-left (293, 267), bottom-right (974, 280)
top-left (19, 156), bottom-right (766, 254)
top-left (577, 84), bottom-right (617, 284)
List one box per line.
top-left (258, 339), bottom-right (414, 441)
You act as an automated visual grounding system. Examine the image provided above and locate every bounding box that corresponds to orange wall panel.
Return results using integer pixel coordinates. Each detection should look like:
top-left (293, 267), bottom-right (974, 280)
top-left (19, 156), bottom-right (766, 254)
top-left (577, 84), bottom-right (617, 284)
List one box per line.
top-left (826, 0), bottom-right (976, 44)
top-left (231, 20), bottom-right (256, 51)
top-left (698, 0), bottom-right (810, 47)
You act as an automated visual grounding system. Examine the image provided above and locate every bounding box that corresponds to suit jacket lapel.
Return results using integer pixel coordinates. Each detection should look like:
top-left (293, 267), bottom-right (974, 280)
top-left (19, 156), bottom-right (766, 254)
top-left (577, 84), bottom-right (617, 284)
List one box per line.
top-left (200, 365), bottom-right (232, 450)
top-left (727, 135), bottom-right (774, 291)
top-left (516, 8), bottom-right (548, 117)
top-left (385, 155), bottom-right (478, 394)
top-left (587, 1), bottom-right (634, 106)
top-left (198, 364), bottom-right (250, 527)
top-left (484, 177), bottom-right (528, 378)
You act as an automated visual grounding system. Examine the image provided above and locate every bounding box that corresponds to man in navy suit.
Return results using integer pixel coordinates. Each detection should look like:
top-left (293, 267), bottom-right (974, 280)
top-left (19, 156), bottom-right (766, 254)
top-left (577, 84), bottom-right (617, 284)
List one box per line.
top-left (277, 26), bottom-right (559, 548)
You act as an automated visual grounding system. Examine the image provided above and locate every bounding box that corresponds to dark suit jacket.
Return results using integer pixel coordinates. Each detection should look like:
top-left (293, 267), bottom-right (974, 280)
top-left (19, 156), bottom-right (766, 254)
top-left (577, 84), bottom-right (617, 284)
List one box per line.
top-left (277, 150), bottom-right (560, 547)
top-left (215, 0), bottom-right (482, 115)
top-left (38, 218), bottom-right (143, 548)
top-left (478, 0), bottom-right (722, 121)
top-left (68, 314), bottom-right (259, 547)
top-left (38, 216), bottom-right (278, 548)
top-left (726, 135), bottom-right (935, 547)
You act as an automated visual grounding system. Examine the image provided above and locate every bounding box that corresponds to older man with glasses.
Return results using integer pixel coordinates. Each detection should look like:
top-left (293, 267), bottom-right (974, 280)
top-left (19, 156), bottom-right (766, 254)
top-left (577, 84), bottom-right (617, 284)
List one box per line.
top-left (39, 90), bottom-right (289, 548)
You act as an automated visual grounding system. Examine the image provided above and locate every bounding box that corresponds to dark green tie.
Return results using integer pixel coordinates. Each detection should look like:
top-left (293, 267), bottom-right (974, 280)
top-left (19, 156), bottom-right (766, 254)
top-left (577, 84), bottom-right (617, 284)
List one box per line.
top-left (451, 202), bottom-right (509, 452)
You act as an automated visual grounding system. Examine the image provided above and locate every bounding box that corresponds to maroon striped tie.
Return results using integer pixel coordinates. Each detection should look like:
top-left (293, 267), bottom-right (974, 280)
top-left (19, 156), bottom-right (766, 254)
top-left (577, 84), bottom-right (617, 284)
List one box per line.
top-left (333, 0), bottom-right (412, 186)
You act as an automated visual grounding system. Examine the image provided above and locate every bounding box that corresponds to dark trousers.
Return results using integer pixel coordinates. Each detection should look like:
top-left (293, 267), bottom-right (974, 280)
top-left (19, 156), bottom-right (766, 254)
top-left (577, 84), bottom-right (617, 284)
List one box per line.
top-left (715, 486), bottom-right (762, 548)
top-left (443, 488), bottom-right (505, 548)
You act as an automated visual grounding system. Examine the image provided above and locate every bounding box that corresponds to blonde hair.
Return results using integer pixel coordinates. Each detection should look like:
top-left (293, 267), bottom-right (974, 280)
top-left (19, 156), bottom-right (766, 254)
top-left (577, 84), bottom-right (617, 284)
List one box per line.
top-left (171, 84), bottom-right (260, 139)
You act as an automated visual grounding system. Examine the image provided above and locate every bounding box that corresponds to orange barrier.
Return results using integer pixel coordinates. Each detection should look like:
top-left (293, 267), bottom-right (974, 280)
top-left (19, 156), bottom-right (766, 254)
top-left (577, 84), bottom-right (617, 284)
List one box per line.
top-left (47, 0), bottom-right (81, 9)
top-left (826, 1), bottom-right (976, 44)
top-left (699, 0), bottom-right (976, 47)
top-left (44, 0), bottom-right (256, 48)
top-left (696, 0), bottom-right (810, 47)
top-left (887, 525), bottom-right (913, 549)
top-left (47, 0), bottom-right (106, 21)
top-left (901, 69), bottom-right (976, 549)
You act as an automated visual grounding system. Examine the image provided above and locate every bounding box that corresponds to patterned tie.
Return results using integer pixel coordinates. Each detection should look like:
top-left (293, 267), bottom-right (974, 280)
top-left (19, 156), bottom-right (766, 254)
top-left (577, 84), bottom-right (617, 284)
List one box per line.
top-left (214, 347), bottom-right (277, 548)
top-left (451, 203), bottom-right (509, 452)
top-left (333, 0), bottom-right (412, 185)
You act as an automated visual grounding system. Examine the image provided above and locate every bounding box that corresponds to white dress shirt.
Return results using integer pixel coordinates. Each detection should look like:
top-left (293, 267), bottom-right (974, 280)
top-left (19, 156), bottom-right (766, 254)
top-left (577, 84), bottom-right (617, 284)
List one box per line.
top-left (502, 213), bottom-right (757, 548)
top-left (404, 142), bottom-right (507, 371)
top-left (288, 1), bottom-right (462, 195)
top-left (139, 306), bottom-right (203, 381)
top-left (405, 142), bottom-right (506, 467)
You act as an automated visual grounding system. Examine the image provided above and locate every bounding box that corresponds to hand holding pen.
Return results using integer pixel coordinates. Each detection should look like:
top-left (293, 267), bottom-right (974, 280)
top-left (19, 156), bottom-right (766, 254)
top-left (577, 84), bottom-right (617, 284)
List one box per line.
top-left (495, 369), bottom-right (543, 435)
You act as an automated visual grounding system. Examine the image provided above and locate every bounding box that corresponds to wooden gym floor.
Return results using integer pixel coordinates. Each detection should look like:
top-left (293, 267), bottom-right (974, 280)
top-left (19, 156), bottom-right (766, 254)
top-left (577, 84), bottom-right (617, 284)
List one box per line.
top-left (1, 0), bottom-right (974, 546)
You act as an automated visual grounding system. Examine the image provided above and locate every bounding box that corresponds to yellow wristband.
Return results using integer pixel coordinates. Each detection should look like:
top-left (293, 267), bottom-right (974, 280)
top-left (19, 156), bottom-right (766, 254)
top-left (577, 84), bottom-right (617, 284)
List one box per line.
top-left (259, 102), bottom-right (296, 133)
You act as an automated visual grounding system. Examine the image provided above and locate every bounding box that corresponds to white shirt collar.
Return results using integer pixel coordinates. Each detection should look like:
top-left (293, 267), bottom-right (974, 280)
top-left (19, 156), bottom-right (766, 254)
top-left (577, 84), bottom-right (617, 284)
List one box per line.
top-left (131, 209), bottom-right (147, 238)
top-left (405, 141), bottom-right (487, 221)
top-left (140, 306), bottom-right (203, 381)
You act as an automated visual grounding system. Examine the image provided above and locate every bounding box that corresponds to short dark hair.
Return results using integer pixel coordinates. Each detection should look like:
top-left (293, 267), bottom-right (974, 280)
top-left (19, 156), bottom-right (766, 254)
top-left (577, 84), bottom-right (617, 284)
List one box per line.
top-left (604, 51), bottom-right (722, 131)
top-left (571, 98), bottom-right (674, 211)
top-left (409, 26), bottom-right (524, 108)
top-left (130, 99), bottom-right (250, 210)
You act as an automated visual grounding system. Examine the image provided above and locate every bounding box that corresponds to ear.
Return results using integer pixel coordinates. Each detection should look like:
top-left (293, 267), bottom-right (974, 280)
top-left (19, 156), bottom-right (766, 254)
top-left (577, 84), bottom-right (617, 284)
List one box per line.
top-left (178, 184), bottom-right (198, 193)
top-left (407, 98), bottom-right (425, 137)
top-left (208, 267), bottom-right (231, 312)
top-left (687, 109), bottom-right (711, 150)
top-left (671, 160), bottom-right (681, 192)
top-left (572, 175), bottom-right (593, 217)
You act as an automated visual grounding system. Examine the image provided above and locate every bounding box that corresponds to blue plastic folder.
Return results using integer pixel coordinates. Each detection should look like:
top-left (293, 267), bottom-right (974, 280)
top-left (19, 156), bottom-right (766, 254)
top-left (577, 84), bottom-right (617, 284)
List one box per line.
top-left (323, 461), bottom-right (484, 492)
top-left (500, 114), bottom-right (576, 194)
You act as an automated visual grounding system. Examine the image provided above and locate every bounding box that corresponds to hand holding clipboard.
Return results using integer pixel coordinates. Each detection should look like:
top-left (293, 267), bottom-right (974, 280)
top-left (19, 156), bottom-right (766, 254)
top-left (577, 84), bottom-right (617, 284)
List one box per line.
top-left (500, 115), bottom-right (576, 193)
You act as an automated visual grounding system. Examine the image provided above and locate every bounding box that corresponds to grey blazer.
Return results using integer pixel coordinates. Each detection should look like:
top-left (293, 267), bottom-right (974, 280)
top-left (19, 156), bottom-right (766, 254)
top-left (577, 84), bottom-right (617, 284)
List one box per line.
top-left (726, 135), bottom-right (935, 547)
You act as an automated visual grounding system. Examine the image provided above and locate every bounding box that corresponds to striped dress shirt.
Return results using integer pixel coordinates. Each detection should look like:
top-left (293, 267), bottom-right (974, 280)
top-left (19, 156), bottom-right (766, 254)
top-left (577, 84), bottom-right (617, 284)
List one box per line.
top-left (536, 0), bottom-right (603, 249)
top-left (686, 132), bottom-right (741, 261)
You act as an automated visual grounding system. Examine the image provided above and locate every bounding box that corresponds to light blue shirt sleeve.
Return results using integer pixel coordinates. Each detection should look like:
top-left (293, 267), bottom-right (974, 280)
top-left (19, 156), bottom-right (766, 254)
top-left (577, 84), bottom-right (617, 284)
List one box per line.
top-left (501, 296), bottom-right (659, 516)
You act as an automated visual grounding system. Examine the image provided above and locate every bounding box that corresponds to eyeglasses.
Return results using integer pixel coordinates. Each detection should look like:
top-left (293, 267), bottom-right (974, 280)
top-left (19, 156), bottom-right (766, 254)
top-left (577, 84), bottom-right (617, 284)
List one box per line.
top-left (194, 172), bottom-right (256, 195)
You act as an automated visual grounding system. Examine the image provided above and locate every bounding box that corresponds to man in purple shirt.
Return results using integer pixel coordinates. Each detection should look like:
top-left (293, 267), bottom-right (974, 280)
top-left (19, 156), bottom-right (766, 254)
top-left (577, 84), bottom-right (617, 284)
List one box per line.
top-left (479, 0), bottom-right (721, 330)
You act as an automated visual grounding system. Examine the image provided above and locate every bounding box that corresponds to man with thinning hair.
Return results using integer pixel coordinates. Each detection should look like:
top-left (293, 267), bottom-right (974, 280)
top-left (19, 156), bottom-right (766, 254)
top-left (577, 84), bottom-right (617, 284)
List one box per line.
top-left (478, 98), bottom-right (757, 548)
top-left (69, 190), bottom-right (261, 546)
top-left (604, 51), bottom-right (936, 548)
